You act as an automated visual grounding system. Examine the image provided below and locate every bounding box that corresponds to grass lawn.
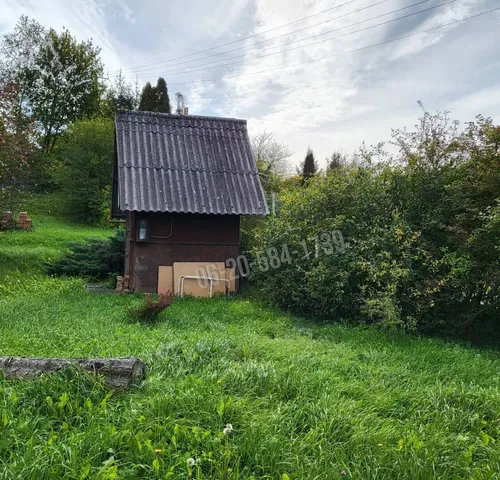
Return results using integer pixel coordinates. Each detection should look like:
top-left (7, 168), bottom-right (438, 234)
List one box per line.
top-left (1, 212), bottom-right (500, 479)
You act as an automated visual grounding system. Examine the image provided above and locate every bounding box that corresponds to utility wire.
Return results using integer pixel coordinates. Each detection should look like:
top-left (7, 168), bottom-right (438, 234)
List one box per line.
top-left (107, 0), bottom-right (396, 75)
top-left (147, 0), bottom-right (448, 77)
top-left (143, 7), bottom-right (500, 87)
top-left (108, 0), bottom-right (398, 76)
top-left (106, 0), bottom-right (361, 73)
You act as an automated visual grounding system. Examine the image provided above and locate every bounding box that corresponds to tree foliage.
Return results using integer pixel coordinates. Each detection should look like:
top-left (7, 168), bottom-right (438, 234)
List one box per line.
top-left (0, 16), bottom-right (44, 116)
top-left (138, 77), bottom-right (171, 113)
top-left (155, 77), bottom-right (171, 113)
top-left (101, 70), bottom-right (138, 117)
top-left (138, 82), bottom-right (156, 112)
top-left (175, 92), bottom-right (185, 114)
top-left (240, 132), bottom-right (290, 259)
top-left (47, 230), bottom-right (125, 280)
top-left (390, 101), bottom-right (461, 169)
top-left (0, 16), bottom-right (104, 152)
top-left (251, 130), bottom-right (291, 193)
top-left (300, 147), bottom-right (318, 180)
top-left (252, 111), bottom-right (500, 339)
top-left (326, 151), bottom-right (347, 170)
top-left (54, 118), bottom-right (114, 224)
top-left (0, 82), bottom-right (39, 210)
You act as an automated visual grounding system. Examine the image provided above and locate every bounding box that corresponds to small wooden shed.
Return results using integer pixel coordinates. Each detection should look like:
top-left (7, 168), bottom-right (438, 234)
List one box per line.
top-left (112, 110), bottom-right (268, 295)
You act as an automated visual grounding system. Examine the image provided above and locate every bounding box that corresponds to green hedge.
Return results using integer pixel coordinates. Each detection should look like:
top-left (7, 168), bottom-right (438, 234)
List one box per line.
top-left (251, 115), bottom-right (500, 337)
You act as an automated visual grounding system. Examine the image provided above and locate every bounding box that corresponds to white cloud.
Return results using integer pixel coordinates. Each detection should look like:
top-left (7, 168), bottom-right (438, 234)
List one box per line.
top-left (213, 0), bottom-right (500, 166)
top-left (120, 4), bottom-right (136, 25)
top-left (187, 81), bottom-right (215, 113)
top-left (0, 0), bottom-right (124, 71)
top-left (447, 85), bottom-right (500, 118)
top-left (1, 0), bottom-right (499, 168)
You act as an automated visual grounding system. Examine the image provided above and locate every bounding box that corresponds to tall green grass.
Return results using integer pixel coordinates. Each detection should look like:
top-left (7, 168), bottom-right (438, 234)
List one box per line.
top-left (0, 212), bottom-right (111, 295)
top-left (1, 210), bottom-right (500, 479)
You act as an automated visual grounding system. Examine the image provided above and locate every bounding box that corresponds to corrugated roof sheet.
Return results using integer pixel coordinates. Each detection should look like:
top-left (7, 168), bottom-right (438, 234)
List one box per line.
top-left (115, 110), bottom-right (268, 215)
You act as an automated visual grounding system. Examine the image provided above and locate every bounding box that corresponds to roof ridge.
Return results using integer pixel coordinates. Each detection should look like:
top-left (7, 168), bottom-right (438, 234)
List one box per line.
top-left (116, 123), bottom-right (244, 132)
top-left (116, 110), bottom-right (247, 124)
top-left (119, 165), bottom-right (259, 174)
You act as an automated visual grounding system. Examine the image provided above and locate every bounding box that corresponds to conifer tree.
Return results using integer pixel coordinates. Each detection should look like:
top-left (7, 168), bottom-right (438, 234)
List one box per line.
top-left (326, 151), bottom-right (346, 170)
top-left (155, 77), bottom-right (171, 113)
top-left (138, 82), bottom-right (156, 112)
top-left (302, 147), bottom-right (318, 180)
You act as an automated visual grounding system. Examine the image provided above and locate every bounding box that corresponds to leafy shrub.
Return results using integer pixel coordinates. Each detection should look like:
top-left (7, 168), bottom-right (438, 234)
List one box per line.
top-left (128, 292), bottom-right (175, 324)
top-left (47, 230), bottom-right (125, 280)
top-left (251, 113), bottom-right (500, 337)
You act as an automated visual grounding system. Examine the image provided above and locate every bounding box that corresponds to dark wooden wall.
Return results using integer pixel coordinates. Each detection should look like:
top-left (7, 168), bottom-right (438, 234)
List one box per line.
top-left (126, 212), bottom-right (240, 292)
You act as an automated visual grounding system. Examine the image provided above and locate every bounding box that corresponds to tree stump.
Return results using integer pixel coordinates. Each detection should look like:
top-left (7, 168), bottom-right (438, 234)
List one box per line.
top-left (0, 356), bottom-right (146, 390)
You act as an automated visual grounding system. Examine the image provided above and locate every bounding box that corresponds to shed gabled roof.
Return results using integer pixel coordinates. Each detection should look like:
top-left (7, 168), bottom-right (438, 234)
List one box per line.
top-left (114, 110), bottom-right (268, 215)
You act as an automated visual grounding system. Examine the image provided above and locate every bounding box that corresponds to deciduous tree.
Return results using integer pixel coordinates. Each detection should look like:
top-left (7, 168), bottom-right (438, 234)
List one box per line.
top-left (0, 16), bottom-right (104, 152)
top-left (55, 118), bottom-right (114, 224)
top-left (251, 131), bottom-right (291, 176)
top-left (0, 82), bottom-right (38, 210)
top-left (175, 92), bottom-right (185, 114)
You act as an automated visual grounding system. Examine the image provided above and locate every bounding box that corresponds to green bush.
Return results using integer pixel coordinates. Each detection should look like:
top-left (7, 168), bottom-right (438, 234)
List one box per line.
top-left (251, 114), bottom-right (500, 337)
top-left (47, 230), bottom-right (125, 280)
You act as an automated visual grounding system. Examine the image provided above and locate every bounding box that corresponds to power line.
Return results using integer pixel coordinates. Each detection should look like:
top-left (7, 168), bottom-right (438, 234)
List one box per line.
top-left (112, 0), bottom-right (455, 79)
top-left (109, 0), bottom-right (390, 75)
top-left (106, 0), bottom-right (361, 73)
top-left (141, 0), bottom-right (448, 78)
top-left (108, 0), bottom-right (407, 77)
top-left (139, 7), bottom-right (500, 87)
top-left (108, 0), bottom-right (394, 76)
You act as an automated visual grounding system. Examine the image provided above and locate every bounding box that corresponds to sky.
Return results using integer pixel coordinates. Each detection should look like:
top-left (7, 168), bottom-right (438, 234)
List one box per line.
top-left (0, 0), bottom-right (499, 169)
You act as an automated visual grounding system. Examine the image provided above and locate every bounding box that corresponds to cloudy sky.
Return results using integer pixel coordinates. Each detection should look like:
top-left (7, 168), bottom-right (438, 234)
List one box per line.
top-left (1, 0), bottom-right (499, 168)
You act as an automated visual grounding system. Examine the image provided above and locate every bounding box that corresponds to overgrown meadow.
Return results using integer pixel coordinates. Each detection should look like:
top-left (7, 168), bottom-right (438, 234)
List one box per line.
top-left (1, 212), bottom-right (500, 479)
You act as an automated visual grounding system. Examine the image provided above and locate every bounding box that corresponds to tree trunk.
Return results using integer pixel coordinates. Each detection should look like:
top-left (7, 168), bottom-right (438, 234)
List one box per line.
top-left (50, 132), bottom-right (58, 151)
top-left (43, 125), bottom-right (52, 153)
top-left (0, 356), bottom-right (146, 390)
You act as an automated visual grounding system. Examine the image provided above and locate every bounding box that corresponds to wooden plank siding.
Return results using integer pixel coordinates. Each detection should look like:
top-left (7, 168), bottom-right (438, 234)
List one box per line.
top-left (126, 213), bottom-right (240, 292)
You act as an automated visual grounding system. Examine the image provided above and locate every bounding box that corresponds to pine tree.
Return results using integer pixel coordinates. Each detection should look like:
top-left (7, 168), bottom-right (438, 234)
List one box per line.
top-left (138, 82), bottom-right (156, 112)
top-left (114, 70), bottom-right (135, 110)
top-left (326, 151), bottom-right (346, 170)
top-left (155, 77), bottom-right (171, 113)
top-left (101, 70), bottom-right (135, 117)
top-left (302, 147), bottom-right (318, 180)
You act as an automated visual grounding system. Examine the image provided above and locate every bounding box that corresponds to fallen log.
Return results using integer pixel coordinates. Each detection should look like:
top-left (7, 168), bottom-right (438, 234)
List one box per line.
top-left (0, 356), bottom-right (146, 390)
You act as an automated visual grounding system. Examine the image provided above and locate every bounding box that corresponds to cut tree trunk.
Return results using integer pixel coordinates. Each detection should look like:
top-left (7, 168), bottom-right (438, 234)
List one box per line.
top-left (0, 357), bottom-right (146, 390)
